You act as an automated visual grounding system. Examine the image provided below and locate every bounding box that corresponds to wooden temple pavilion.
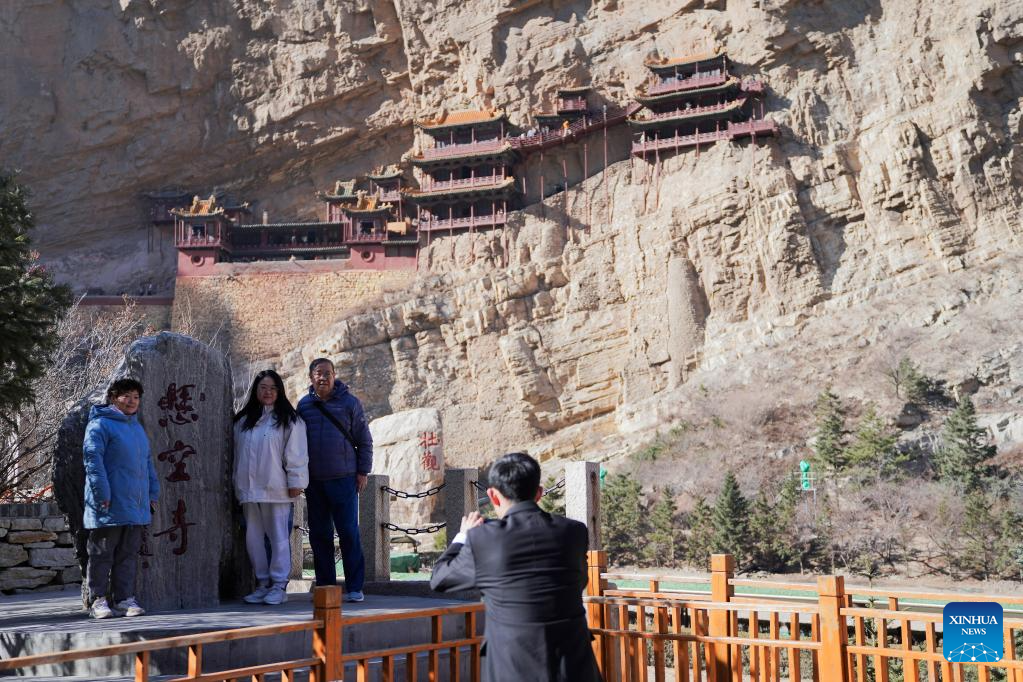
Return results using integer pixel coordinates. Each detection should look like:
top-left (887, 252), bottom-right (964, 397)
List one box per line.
top-left (406, 109), bottom-right (518, 237)
top-left (147, 189), bottom-right (192, 228)
top-left (366, 165), bottom-right (408, 221)
top-left (171, 194), bottom-right (252, 274)
top-left (171, 184), bottom-right (417, 274)
top-left (629, 51), bottom-right (778, 157)
top-left (533, 86), bottom-right (592, 130)
top-left (318, 179), bottom-right (418, 267)
top-left (145, 189), bottom-right (191, 254)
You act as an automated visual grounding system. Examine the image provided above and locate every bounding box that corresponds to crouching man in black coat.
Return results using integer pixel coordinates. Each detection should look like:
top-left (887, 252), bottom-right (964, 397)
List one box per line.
top-left (430, 452), bottom-right (604, 682)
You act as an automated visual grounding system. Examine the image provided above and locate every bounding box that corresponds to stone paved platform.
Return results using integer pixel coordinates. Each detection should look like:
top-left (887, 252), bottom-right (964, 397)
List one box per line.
top-left (0, 589), bottom-right (480, 679)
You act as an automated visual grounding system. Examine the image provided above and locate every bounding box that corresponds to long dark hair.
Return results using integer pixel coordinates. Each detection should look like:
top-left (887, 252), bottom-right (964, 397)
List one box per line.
top-left (234, 370), bottom-right (298, 431)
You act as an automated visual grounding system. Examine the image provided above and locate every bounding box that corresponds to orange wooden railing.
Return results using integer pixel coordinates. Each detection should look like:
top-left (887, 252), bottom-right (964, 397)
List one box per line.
top-left (588, 552), bottom-right (1023, 682)
top-left (0, 588), bottom-right (337, 681)
top-left (341, 603), bottom-right (483, 680)
top-left (0, 586), bottom-right (483, 682)
top-left (9, 552), bottom-right (1023, 681)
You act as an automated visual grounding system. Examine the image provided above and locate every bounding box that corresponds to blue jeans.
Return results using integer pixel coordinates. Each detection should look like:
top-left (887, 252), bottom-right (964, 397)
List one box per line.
top-left (306, 476), bottom-right (364, 592)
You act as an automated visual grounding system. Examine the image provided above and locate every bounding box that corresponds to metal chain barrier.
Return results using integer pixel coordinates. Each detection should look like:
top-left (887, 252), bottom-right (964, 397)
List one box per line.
top-left (471, 478), bottom-right (565, 505)
top-left (382, 521), bottom-right (446, 536)
top-left (381, 482), bottom-right (446, 499)
top-left (543, 478), bottom-right (566, 496)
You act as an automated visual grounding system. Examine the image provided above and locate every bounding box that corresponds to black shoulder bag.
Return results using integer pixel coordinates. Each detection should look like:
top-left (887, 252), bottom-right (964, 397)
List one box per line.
top-left (312, 401), bottom-right (360, 455)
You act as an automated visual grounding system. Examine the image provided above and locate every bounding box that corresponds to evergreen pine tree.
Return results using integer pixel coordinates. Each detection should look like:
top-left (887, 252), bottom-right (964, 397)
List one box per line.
top-left (899, 358), bottom-right (931, 405)
top-left (748, 476), bottom-right (802, 572)
top-left (774, 474), bottom-right (803, 569)
top-left (643, 488), bottom-right (679, 567)
top-left (0, 172), bottom-right (71, 426)
top-left (748, 490), bottom-right (779, 571)
top-left (935, 396), bottom-right (996, 491)
top-left (601, 473), bottom-right (646, 566)
top-left (685, 496), bottom-right (714, 568)
top-left (959, 491), bottom-right (998, 580)
top-left (845, 405), bottom-right (907, 479)
top-left (811, 387), bottom-right (846, 471)
top-left (712, 471), bottom-right (750, 567)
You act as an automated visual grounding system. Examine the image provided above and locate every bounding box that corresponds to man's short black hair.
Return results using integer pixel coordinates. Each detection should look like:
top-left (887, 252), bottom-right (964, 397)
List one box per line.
top-left (106, 378), bottom-right (144, 403)
top-left (488, 452), bottom-right (541, 503)
top-left (309, 357), bottom-right (335, 375)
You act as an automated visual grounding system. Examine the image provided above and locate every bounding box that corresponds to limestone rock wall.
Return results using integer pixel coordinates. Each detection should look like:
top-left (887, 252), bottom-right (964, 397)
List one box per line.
top-left (173, 266), bottom-right (415, 369)
top-left (4, 0), bottom-right (1023, 464)
top-left (7, 0), bottom-right (1020, 297)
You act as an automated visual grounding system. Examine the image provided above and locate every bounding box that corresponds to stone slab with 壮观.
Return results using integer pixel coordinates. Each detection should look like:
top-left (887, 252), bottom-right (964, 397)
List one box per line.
top-left (52, 332), bottom-right (250, 611)
top-left (369, 408), bottom-right (444, 529)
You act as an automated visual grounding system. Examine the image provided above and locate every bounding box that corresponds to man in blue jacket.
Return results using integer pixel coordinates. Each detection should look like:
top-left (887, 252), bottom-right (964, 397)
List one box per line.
top-left (297, 358), bottom-right (373, 602)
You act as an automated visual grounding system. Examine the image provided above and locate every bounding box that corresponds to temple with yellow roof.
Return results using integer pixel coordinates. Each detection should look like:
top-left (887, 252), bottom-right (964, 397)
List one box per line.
top-left (170, 180), bottom-right (418, 274)
top-left (630, 50), bottom-right (778, 157)
top-left (162, 72), bottom-right (768, 275)
top-left (406, 108), bottom-right (518, 237)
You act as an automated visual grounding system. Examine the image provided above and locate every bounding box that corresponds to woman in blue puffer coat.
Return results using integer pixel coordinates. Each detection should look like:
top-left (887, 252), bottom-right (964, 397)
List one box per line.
top-left (83, 378), bottom-right (160, 619)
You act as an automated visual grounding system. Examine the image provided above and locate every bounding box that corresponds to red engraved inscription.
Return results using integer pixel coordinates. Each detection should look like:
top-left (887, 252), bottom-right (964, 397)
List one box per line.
top-left (158, 383), bottom-right (200, 427)
top-left (419, 431), bottom-right (441, 471)
top-left (157, 440), bottom-right (195, 482)
top-left (153, 499), bottom-right (196, 555)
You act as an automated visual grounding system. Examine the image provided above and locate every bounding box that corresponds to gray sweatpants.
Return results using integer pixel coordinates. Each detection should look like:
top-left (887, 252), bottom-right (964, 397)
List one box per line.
top-left (86, 525), bottom-right (144, 603)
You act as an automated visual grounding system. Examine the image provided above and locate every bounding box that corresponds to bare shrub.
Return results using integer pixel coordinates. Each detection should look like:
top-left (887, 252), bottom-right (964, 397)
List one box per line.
top-left (0, 297), bottom-right (150, 499)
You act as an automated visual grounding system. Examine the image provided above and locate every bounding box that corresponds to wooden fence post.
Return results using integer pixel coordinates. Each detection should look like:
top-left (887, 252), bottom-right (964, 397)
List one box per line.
top-left (359, 474), bottom-right (390, 583)
top-left (709, 554), bottom-right (734, 681)
top-left (587, 550), bottom-right (608, 674)
top-left (313, 585), bottom-right (343, 681)
top-left (817, 576), bottom-right (849, 682)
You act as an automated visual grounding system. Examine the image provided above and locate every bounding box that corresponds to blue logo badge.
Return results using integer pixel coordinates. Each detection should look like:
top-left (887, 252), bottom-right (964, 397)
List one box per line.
top-left (943, 602), bottom-right (1003, 663)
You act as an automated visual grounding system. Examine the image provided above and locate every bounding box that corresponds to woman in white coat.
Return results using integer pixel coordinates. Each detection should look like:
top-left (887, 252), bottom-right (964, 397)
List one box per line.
top-left (233, 370), bottom-right (309, 605)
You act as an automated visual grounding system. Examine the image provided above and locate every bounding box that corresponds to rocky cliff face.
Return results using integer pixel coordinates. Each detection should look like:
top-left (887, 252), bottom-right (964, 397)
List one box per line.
top-left (5, 0), bottom-right (1023, 463)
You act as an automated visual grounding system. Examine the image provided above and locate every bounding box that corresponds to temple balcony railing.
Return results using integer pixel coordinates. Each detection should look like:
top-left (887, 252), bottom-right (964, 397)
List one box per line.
top-left (416, 138), bottom-right (507, 161)
top-left (632, 129), bottom-right (730, 154)
top-left (231, 242), bottom-right (350, 254)
top-left (176, 236), bottom-right (228, 249)
top-left (726, 118), bottom-right (779, 137)
top-left (347, 231), bottom-right (389, 242)
top-left (417, 174), bottom-right (508, 192)
top-left (740, 78), bottom-right (765, 94)
top-left (644, 72), bottom-right (727, 96)
top-left (630, 118), bottom-right (778, 155)
top-left (418, 212), bottom-right (507, 232)
top-left (630, 97), bottom-right (747, 123)
top-left (511, 104), bottom-right (637, 153)
top-left (378, 190), bottom-right (402, 202)
top-left (557, 97), bottom-right (588, 112)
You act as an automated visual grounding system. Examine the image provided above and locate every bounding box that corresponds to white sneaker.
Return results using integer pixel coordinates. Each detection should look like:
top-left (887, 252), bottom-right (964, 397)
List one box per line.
top-left (243, 585), bottom-right (271, 604)
top-left (263, 585), bottom-right (288, 605)
top-left (90, 597), bottom-right (114, 619)
top-left (345, 590), bottom-right (364, 603)
top-left (113, 597), bottom-right (146, 617)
